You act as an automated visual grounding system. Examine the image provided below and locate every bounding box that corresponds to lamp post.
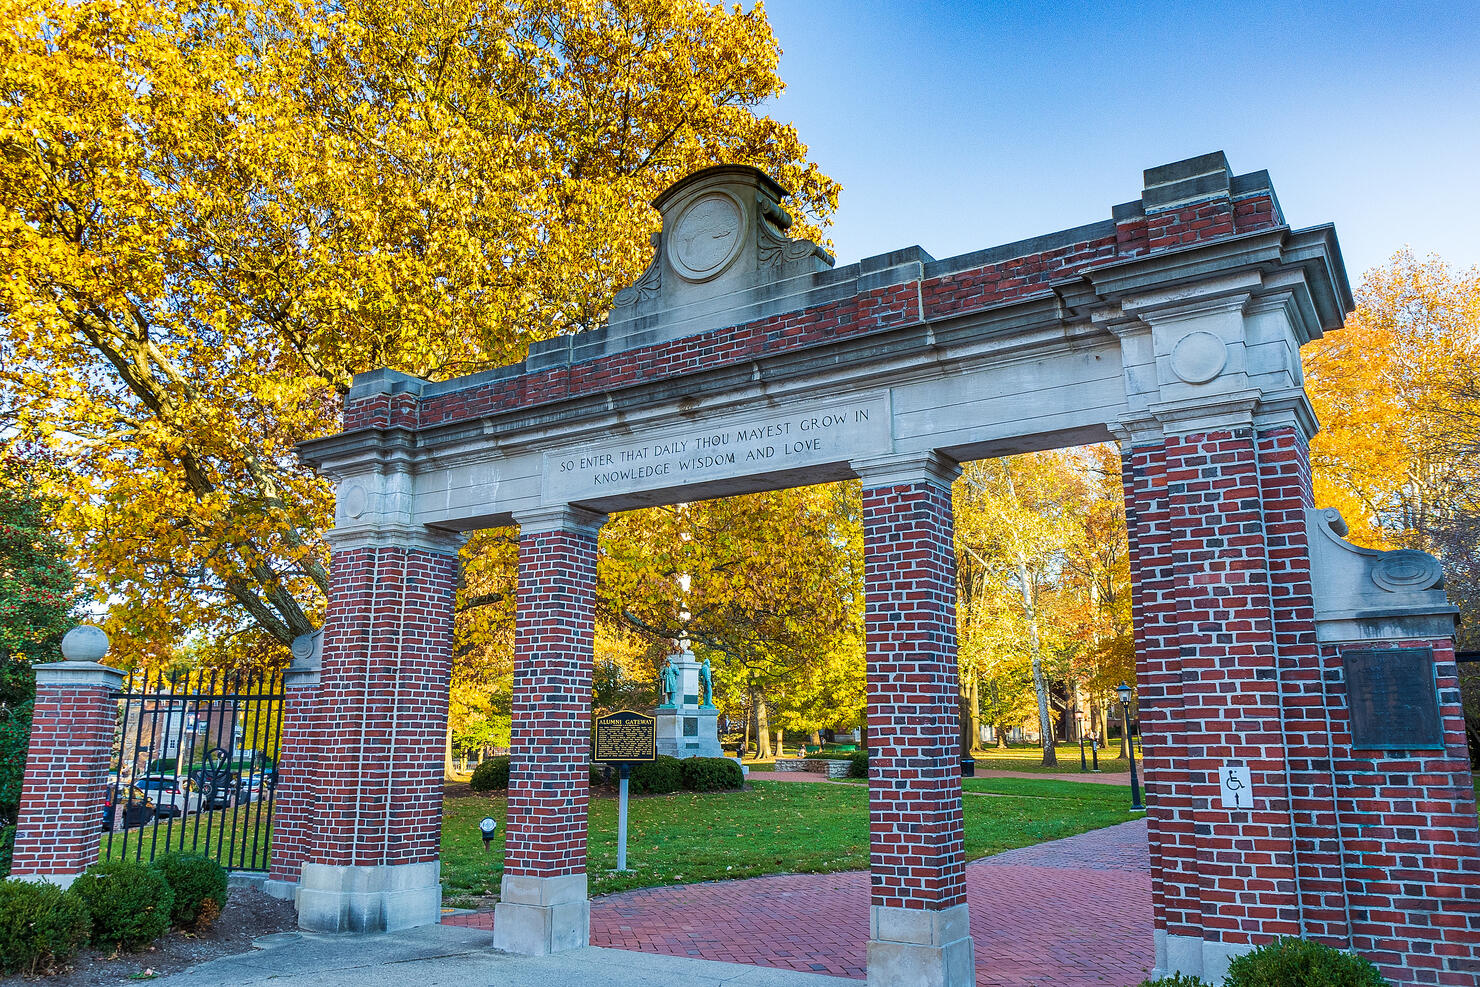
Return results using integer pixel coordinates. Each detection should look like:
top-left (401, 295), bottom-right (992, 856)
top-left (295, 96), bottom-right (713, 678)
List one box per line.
top-left (1076, 710), bottom-right (1087, 772)
top-left (1116, 682), bottom-right (1144, 812)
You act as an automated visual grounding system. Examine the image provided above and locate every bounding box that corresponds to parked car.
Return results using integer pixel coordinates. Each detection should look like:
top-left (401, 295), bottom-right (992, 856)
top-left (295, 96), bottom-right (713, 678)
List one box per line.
top-left (103, 783), bottom-right (156, 830)
top-left (236, 773), bottom-right (267, 802)
top-left (134, 775), bottom-right (199, 818)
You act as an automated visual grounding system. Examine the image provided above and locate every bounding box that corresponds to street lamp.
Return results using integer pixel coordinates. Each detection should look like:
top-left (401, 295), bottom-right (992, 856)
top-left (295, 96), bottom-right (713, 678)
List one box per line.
top-left (1076, 710), bottom-right (1087, 772)
top-left (1116, 682), bottom-right (1144, 812)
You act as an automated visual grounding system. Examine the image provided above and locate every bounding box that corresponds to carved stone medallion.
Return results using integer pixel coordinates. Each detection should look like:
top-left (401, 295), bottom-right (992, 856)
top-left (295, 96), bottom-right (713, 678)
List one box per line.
top-left (667, 191), bottom-right (745, 282)
top-left (1168, 330), bottom-right (1228, 384)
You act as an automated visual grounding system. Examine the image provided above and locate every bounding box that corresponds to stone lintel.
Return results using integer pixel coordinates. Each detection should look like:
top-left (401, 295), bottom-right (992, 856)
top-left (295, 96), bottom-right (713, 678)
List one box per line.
top-left (493, 873), bottom-right (590, 956)
top-left (867, 903), bottom-right (975, 987)
top-left (32, 660), bottom-right (125, 690)
top-left (296, 861), bottom-right (442, 933)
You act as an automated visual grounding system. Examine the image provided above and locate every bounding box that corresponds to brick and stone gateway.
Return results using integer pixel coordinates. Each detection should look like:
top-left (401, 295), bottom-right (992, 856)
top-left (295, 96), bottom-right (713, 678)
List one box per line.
top-left (13, 152), bottom-right (1478, 986)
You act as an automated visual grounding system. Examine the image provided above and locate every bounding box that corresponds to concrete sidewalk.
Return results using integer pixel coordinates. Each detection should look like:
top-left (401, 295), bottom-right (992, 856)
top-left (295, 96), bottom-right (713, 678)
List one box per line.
top-left (155, 923), bottom-right (853, 987)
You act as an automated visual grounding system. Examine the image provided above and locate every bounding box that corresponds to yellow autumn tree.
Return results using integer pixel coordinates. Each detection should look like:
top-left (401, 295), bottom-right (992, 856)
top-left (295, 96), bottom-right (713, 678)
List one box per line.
top-left (0, 0), bottom-right (839, 668)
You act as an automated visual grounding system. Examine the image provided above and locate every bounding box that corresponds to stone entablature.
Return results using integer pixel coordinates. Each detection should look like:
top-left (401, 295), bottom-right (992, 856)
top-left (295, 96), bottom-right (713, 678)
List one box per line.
top-left (301, 152), bottom-right (1350, 538)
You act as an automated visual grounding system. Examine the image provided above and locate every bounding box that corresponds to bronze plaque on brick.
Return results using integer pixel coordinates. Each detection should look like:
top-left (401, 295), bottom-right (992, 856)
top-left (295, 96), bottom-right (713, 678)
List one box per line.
top-left (593, 710), bottom-right (656, 762)
top-left (1343, 647), bottom-right (1445, 750)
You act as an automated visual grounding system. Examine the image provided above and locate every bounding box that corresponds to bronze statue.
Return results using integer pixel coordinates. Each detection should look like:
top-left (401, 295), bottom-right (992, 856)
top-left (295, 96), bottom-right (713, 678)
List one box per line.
top-left (699, 657), bottom-right (715, 708)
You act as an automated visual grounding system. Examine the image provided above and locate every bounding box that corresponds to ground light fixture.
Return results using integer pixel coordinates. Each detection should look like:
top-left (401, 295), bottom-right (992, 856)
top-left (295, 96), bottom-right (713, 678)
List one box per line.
top-left (1116, 682), bottom-right (1145, 812)
top-left (479, 816), bottom-right (498, 850)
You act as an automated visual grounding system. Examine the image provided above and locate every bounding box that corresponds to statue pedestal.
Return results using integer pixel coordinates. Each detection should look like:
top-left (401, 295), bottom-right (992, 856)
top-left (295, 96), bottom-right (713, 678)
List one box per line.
top-left (655, 656), bottom-right (722, 758)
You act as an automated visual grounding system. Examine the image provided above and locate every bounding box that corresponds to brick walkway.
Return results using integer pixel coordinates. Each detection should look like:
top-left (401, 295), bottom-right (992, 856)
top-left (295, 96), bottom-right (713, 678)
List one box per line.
top-left (447, 819), bottom-right (1154, 985)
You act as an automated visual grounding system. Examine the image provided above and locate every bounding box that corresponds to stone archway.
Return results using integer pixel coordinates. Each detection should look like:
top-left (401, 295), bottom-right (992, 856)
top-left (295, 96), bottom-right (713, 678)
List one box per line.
top-left (273, 153), bottom-right (1479, 987)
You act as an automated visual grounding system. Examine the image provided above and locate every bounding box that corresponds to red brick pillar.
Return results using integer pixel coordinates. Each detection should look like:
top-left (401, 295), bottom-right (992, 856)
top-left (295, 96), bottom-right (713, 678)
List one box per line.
top-left (296, 533), bottom-right (460, 933)
top-left (856, 453), bottom-right (975, 987)
top-left (493, 505), bottom-right (605, 956)
top-left (1123, 425), bottom-right (1305, 980)
top-left (10, 626), bottom-right (123, 887)
top-left (265, 632), bottom-right (321, 896)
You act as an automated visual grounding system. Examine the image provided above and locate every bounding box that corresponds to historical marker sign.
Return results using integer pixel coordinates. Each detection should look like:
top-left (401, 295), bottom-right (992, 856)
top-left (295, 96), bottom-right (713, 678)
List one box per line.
top-left (1343, 647), bottom-right (1445, 750)
top-left (593, 710), bottom-right (657, 762)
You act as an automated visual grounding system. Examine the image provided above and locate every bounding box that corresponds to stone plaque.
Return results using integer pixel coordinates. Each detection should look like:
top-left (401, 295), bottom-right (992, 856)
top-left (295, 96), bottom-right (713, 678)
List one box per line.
top-left (542, 391), bottom-right (891, 505)
top-left (682, 717), bottom-right (698, 737)
top-left (1343, 647), bottom-right (1444, 750)
top-left (593, 710), bottom-right (656, 762)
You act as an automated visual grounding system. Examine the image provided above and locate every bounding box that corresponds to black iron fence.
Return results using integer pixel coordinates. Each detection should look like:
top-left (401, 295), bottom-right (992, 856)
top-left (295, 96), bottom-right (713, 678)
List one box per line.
top-left (105, 669), bottom-right (283, 872)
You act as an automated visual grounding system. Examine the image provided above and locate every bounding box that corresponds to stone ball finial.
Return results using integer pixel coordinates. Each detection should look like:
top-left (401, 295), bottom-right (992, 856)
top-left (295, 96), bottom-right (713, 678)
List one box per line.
top-left (61, 625), bottom-right (110, 662)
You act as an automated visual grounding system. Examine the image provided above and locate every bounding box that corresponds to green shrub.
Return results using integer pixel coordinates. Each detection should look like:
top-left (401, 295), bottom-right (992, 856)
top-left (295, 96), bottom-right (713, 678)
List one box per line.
top-left (680, 757), bottom-right (743, 791)
top-left (71, 859), bottom-right (174, 950)
top-left (629, 755), bottom-right (682, 794)
top-left (0, 825), bottom-right (14, 878)
top-left (848, 751), bottom-right (868, 778)
top-left (0, 702), bottom-right (33, 824)
top-left (0, 879), bottom-right (91, 976)
top-left (151, 853), bottom-right (227, 930)
top-left (469, 756), bottom-right (511, 792)
top-left (1225, 937), bottom-right (1389, 987)
top-left (1138, 975), bottom-right (1210, 987)
top-left (589, 764), bottom-right (608, 787)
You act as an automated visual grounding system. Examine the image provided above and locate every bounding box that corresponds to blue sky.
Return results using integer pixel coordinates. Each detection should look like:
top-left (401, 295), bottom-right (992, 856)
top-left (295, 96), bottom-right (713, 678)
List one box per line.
top-left (760, 1), bottom-right (1480, 283)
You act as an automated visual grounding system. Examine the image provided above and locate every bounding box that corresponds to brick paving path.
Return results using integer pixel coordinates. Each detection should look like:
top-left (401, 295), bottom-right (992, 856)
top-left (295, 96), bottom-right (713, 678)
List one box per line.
top-left (447, 818), bottom-right (1154, 985)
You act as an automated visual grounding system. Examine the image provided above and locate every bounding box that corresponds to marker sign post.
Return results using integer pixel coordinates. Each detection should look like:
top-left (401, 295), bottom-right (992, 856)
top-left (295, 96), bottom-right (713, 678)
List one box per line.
top-left (593, 710), bottom-right (657, 872)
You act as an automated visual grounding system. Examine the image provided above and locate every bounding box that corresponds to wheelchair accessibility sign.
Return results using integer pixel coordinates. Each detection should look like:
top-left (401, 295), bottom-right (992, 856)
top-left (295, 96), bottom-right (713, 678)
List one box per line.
top-left (1220, 764), bottom-right (1253, 809)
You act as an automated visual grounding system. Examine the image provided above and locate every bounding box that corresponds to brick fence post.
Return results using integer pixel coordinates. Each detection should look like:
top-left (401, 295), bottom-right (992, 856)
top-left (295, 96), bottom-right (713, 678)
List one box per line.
top-left (10, 626), bottom-right (123, 887)
top-left (855, 452), bottom-right (975, 987)
top-left (494, 504), bottom-right (605, 955)
top-left (264, 630), bottom-right (322, 898)
top-left (295, 526), bottom-right (461, 932)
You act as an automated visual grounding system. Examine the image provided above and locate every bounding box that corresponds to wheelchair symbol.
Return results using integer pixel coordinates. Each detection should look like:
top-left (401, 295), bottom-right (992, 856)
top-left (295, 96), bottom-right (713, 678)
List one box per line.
top-left (1224, 768), bottom-right (1247, 808)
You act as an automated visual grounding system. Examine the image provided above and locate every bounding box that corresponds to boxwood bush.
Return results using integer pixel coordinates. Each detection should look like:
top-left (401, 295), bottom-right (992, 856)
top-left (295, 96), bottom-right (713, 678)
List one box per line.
top-left (469, 756), bottom-right (511, 792)
top-left (0, 879), bottom-right (91, 976)
top-left (1225, 937), bottom-right (1389, 987)
top-left (680, 757), bottom-right (743, 791)
top-left (151, 852), bottom-right (228, 930)
top-left (70, 859), bottom-right (174, 951)
top-left (848, 751), bottom-right (868, 778)
top-left (629, 755), bottom-right (682, 794)
top-left (0, 825), bottom-right (14, 877)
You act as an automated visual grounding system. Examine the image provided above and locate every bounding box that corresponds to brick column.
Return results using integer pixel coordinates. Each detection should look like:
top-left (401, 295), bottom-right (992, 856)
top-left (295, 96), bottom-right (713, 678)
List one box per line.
top-left (855, 453), bottom-right (974, 987)
top-left (1123, 424), bottom-right (1308, 981)
top-left (493, 504), bottom-right (605, 956)
top-left (265, 631), bottom-right (322, 897)
top-left (10, 626), bottom-right (123, 888)
top-left (296, 531), bottom-right (460, 933)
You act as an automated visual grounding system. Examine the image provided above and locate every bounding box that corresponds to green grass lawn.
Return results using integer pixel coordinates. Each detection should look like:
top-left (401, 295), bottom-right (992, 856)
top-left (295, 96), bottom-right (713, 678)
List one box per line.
top-left (970, 742), bottom-right (1134, 773)
top-left (441, 777), bottom-right (1132, 904)
top-left (101, 804), bottom-right (273, 871)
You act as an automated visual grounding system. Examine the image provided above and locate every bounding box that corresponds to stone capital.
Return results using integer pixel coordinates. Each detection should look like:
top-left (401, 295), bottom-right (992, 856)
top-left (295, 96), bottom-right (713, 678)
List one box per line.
top-left (514, 504), bottom-right (608, 539)
top-left (324, 523), bottom-right (465, 556)
top-left (852, 451), bottom-right (961, 492)
top-left (32, 660), bottom-right (125, 690)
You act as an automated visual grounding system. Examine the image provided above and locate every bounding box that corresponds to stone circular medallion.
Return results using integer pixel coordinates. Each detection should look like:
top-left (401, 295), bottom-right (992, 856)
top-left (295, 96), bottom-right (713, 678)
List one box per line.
top-left (667, 192), bottom-right (744, 282)
top-left (1168, 330), bottom-right (1228, 384)
top-left (1371, 549), bottom-right (1443, 592)
top-left (339, 482), bottom-right (368, 520)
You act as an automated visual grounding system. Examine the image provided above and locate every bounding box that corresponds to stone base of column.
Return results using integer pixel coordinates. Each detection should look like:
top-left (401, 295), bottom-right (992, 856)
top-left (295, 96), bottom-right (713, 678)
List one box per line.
top-left (261, 878), bottom-right (299, 902)
top-left (867, 903), bottom-right (975, 987)
top-left (1152, 931), bottom-right (1254, 985)
top-left (492, 874), bottom-right (590, 955)
top-left (296, 861), bottom-right (441, 933)
top-left (9, 871), bottom-right (82, 890)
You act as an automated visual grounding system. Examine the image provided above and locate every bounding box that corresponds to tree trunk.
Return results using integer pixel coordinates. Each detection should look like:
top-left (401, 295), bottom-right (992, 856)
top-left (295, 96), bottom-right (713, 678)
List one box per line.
top-left (774, 727), bottom-right (784, 757)
top-left (743, 683), bottom-right (754, 758)
top-left (756, 694), bottom-right (773, 759)
top-left (994, 722), bottom-right (1008, 750)
top-left (810, 729), bottom-right (822, 748)
top-left (444, 725), bottom-right (456, 781)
